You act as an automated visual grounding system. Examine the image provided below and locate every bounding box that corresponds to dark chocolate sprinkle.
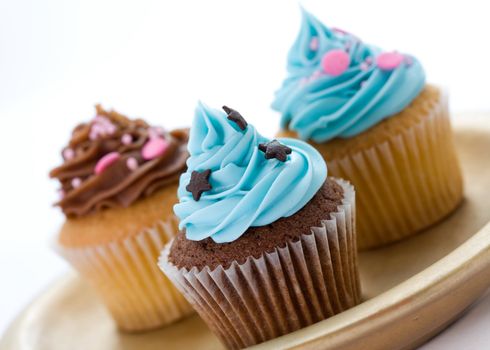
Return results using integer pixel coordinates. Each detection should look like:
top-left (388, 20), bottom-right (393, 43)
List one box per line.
top-left (186, 169), bottom-right (212, 201)
top-left (222, 105), bottom-right (248, 131)
top-left (258, 140), bottom-right (292, 162)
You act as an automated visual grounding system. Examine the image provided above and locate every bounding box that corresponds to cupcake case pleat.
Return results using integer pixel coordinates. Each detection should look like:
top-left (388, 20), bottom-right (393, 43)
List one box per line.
top-left (160, 179), bottom-right (360, 349)
top-left (325, 92), bottom-right (463, 249)
top-left (56, 216), bottom-right (194, 332)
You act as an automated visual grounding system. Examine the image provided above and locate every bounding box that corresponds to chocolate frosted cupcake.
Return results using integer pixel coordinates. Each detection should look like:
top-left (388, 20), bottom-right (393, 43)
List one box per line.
top-left (272, 9), bottom-right (463, 249)
top-left (159, 103), bottom-right (360, 349)
top-left (51, 105), bottom-right (193, 332)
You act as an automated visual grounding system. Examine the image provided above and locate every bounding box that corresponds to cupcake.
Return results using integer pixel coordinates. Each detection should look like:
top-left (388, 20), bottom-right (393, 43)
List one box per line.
top-left (272, 9), bottom-right (463, 249)
top-left (50, 105), bottom-right (193, 332)
top-left (159, 103), bottom-right (360, 349)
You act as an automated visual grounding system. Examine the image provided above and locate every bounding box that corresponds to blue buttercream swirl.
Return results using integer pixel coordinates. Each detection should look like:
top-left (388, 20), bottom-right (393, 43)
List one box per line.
top-left (271, 9), bottom-right (426, 143)
top-left (174, 102), bottom-right (327, 243)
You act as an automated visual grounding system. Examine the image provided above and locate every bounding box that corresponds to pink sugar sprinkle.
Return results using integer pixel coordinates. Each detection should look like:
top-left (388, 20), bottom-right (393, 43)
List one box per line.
top-left (121, 133), bottom-right (133, 145)
top-left (94, 152), bottom-right (121, 175)
top-left (365, 56), bottom-right (373, 64)
top-left (90, 116), bottom-right (117, 140)
top-left (71, 177), bottom-right (82, 188)
top-left (126, 157), bottom-right (138, 171)
top-left (58, 189), bottom-right (65, 199)
top-left (148, 127), bottom-right (164, 139)
top-left (309, 37), bottom-right (319, 51)
top-left (142, 137), bottom-right (169, 160)
top-left (63, 148), bottom-right (75, 160)
top-left (376, 52), bottom-right (405, 71)
top-left (405, 56), bottom-right (414, 66)
top-left (332, 27), bottom-right (349, 35)
top-left (360, 62), bottom-right (369, 71)
top-left (321, 49), bottom-right (350, 76)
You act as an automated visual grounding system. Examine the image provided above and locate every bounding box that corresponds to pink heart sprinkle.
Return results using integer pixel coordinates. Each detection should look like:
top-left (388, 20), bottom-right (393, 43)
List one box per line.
top-left (376, 52), bottom-right (405, 71)
top-left (321, 49), bottom-right (350, 76)
top-left (126, 157), bottom-right (138, 171)
top-left (142, 137), bottom-right (169, 160)
top-left (94, 152), bottom-right (121, 175)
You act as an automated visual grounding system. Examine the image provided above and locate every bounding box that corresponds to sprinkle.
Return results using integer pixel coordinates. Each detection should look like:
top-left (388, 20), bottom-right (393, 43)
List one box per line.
top-left (90, 116), bottom-right (117, 140)
top-left (405, 56), bottom-right (414, 66)
top-left (94, 152), bottom-right (121, 175)
top-left (321, 49), bottom-right (351, 76)
top-left (121, 133), bottom-right (133, 145)
top-left (71, 177), bottom-right (82, 188)
top-left (186, 169), bottom-right (212, 201)
top-left (142, 137), bottom-right (169, 160)
top-left (126, 157), bottom-right (138, 171)
top-left (58, 189), bottom-right (65, 199)
top-left (63, 148), bottom-right (75, 160)
top-left (258, 140), bottom-right (292, 162)
top-left (376, 52), bottom-right (405, 71)
top-left (148, 127), bottom-right (164, 139)
top-left (332, 27), bottom-right (349, 35)
top-left (360, 62), bottom-right (369, 71)
top-left (365, 56), bottom-right (373, 64)
top-left (223, 106), bottom-right (248, 131)
top-left (344, 41), bottom-right (352, 52)
top-left (309, 37), bottom-right (319, 51)
top-left (360, 80), bottom-right (367, 88)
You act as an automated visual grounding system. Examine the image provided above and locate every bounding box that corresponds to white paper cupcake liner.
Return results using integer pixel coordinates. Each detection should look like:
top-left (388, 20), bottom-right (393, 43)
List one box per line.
top-left (56, 215), bottom-right (194, 332)
top-left (324, 90), bottom-right (463, 249)
top-left (159, 179), bottom-right (360, 349)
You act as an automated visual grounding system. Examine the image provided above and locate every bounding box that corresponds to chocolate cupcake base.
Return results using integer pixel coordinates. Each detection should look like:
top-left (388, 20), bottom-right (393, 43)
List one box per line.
top-left (159, 178), bottom-right (360, 349)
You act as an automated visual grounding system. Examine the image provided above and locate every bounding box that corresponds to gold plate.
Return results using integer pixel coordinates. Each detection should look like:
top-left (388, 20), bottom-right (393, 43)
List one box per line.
top-left (1, 115), bottom-right (490, 350)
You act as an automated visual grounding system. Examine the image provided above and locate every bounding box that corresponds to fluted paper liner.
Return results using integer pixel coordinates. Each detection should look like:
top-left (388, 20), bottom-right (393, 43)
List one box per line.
top-left (159, 179), bottom-right (360, 349)
top-left (56, 215), bottom-right (194, 332)
top-left (278, 86), bottom-right (464, 250)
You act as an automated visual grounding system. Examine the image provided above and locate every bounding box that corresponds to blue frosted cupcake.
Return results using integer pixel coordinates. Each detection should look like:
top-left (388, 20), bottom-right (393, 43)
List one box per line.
top-left (273, 9), bottom-right (463, 249)
top-left (159, 103), bottom-right (360, 349)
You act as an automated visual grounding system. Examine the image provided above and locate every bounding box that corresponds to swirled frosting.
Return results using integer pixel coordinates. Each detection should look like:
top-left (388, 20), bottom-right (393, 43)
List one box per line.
top-left (174, 102), bottom-right (327, 243)
top-left (50, 105), bottom-right (188, 217)
top-left (272, 9), bottom-right (426, 143)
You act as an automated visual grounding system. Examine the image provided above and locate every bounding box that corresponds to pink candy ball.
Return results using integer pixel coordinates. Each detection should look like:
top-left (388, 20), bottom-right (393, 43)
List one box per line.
top-left (94, 152), bottom-right (121, 175)
top-left (321, 49), bottom-right (350, 76)
top-left (71, 177), bottom-right (82, 188)
top-left (376, 52), bottom-right (405, 71)
top-left (126, 157), bottom-right (138, 171)
top-left (63, 148), bottom-right (75, 160)
top-left (121, 133), bottom-right (133, 145)
top-left (142, 137), bottom-right (169, 160)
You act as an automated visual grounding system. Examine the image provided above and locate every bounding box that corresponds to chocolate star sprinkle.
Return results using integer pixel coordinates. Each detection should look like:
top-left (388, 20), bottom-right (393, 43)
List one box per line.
top-left (186, 169), bottom-right (212, 201)
top-left (222, 105), bottom-right (248, 131)
top-left (258, 140), bottom-right (292, 162)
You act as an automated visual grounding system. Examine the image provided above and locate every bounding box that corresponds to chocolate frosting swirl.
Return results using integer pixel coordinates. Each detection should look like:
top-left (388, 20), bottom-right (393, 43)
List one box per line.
top-left (50, 105), bottom-right (188, 217)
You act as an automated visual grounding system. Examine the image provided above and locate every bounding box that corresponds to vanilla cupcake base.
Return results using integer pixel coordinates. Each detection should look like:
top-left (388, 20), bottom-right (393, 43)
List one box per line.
top-left (159, 179), bottom-right (360, 349)
top-left (278, 86), bottom-right (464, 250)
top-left (56, 215), bottom-right (194, 332)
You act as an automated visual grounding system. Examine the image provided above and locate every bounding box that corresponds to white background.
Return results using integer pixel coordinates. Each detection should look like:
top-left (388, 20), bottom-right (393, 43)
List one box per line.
top-left (0, 0), bottom-right (489, 348)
